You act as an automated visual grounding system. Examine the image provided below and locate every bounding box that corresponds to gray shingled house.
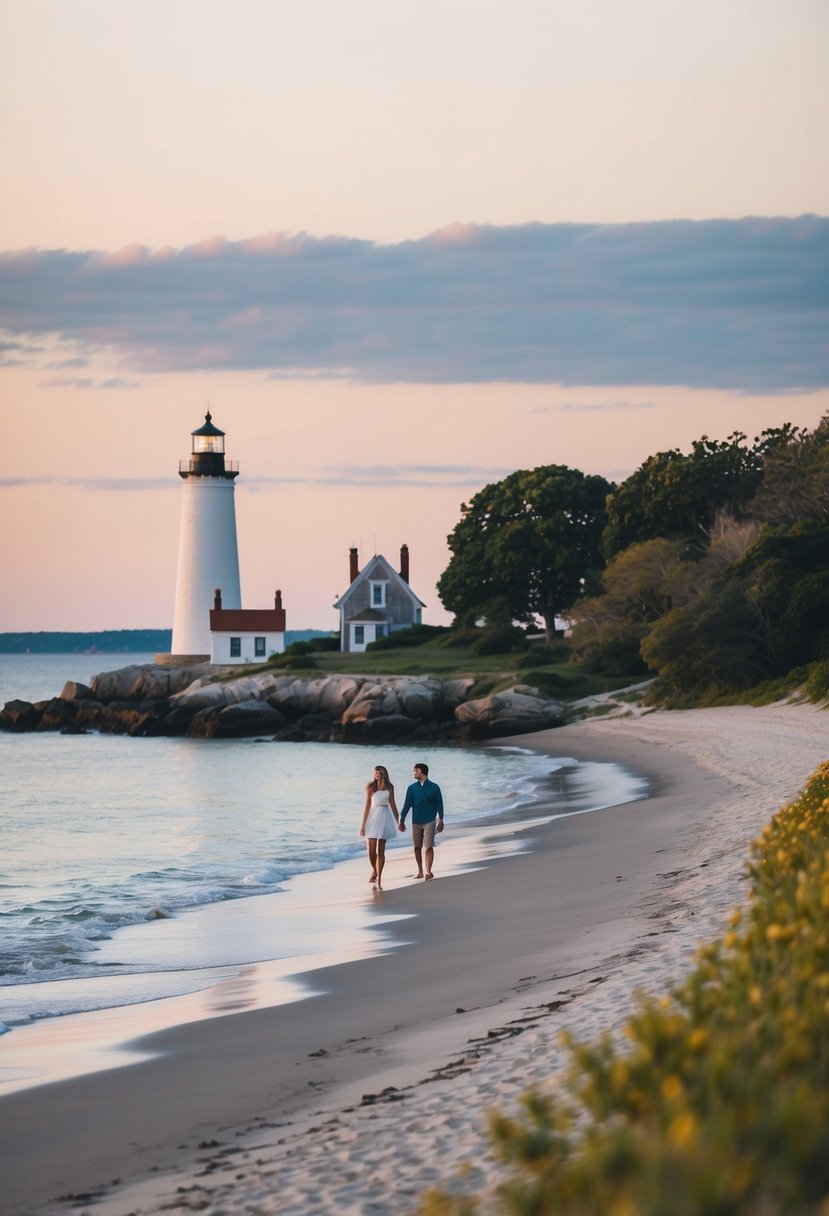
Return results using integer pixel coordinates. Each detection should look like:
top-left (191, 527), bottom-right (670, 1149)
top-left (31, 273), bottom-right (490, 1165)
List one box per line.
top-left (334, 545), bottom-right (426, 653)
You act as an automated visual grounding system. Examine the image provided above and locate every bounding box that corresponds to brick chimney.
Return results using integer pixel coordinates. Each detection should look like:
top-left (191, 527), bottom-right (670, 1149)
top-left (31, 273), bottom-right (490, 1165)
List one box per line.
top-left (274, 590), bottom-right (283, 610)
top-left (399, 544), bottom-right (409, 583)
top-left (214, 588), bottom-right (222, 609)
top-left (349, 547), bottom-right (359, 583)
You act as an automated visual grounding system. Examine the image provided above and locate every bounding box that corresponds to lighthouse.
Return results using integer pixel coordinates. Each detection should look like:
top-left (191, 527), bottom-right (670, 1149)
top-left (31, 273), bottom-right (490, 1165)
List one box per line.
top-left (169, 412), bottom-right (242, 662)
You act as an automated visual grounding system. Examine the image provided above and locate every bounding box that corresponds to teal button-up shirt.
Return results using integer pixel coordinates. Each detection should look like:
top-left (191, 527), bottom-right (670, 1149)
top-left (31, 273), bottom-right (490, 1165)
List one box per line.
top-left (400, 778), bottom-right (444, 826)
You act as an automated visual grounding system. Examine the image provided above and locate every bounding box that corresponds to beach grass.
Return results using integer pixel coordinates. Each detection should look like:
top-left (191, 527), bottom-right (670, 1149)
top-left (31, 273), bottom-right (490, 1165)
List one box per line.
top-left (424, 760), bottom-right (829, 1216)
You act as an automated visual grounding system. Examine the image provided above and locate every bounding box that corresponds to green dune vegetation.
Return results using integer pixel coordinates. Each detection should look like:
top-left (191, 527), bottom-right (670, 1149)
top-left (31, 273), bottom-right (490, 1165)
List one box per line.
top-left (424, 760), bottom-right (829, 1216)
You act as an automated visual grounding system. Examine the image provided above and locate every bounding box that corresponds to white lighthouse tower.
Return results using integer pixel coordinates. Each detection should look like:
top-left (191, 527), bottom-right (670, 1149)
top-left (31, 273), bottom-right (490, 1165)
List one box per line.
top-left (169, 412), bottom-right (242, 662)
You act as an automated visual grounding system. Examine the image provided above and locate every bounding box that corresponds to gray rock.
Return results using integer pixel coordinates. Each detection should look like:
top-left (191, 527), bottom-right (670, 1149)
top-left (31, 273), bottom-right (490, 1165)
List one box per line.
top-left (0, 699), bottom-right (42, 731)
top-left (210, 699), bottom-right (288, 739)
top-left (60, 681), bottom-right (95, 702)
top-left (36, 697), bottom-right (78, 731)
top-left (397, 680), bottom-right (443, 721)
top-left (172, 683), bottom-right (234, 712)
top-left (342, 713), bottom-right (420, 741)
top-left (440, 678), bottom-right (476, 710)
top-left (455, 689), bottom-right (562, 736)
top-left (90, 664), bottom-right (209, 703)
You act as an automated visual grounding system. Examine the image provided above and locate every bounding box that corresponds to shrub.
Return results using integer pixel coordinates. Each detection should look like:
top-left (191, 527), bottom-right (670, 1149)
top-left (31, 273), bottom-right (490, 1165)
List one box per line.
top-left (366, 624), bottom-right (449, 651)
top-left (471, 623), bottom-right (529, 657)
top-left (424, 762), bottom-right (829, 1215)
top-left (805, 659), bottom-right (829, 704)
top-left (267, 646), bottom-right (316, 670)
top-left (441, 625), bottom-right (486, 648)
top-left (515, 642), bottom-right (570, 668)
top-left (517, 669), bottom-right (582, 697)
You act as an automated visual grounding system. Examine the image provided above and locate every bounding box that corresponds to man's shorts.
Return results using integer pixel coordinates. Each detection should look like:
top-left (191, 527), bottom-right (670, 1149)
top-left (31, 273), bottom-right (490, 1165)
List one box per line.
top-left (412, 820), bottom-right (437, 849)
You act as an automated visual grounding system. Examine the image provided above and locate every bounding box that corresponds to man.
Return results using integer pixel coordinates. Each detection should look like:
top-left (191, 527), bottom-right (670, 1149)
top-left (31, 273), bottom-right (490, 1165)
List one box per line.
top-left (399, 762), bottom-right (444, 880)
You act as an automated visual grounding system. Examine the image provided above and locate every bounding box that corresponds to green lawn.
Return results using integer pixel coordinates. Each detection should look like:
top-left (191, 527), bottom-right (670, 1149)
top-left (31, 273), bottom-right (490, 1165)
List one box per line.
top-left (256, 638), bottom-right (641, 701)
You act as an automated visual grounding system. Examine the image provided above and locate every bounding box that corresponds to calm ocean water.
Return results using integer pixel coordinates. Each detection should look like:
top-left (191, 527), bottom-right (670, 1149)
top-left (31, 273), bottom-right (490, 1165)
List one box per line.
top-left (0, 654), bottom-right (646, 1032)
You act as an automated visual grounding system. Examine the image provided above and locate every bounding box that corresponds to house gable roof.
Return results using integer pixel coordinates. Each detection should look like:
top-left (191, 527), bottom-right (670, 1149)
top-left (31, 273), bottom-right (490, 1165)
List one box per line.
top-left (333, 553), bottom-right (426, 610)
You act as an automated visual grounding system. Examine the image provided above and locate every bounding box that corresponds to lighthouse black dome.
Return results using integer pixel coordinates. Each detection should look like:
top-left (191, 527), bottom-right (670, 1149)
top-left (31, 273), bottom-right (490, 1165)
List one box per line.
top-left (179, 411), bottom-right (239, 480)
top-left (192, 411), bottom-right (225, 438)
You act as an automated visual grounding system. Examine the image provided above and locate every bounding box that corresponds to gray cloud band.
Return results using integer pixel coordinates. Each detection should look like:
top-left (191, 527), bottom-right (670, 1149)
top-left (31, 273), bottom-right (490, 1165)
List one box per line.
top-left (1, 218), bottom-right (827, 391)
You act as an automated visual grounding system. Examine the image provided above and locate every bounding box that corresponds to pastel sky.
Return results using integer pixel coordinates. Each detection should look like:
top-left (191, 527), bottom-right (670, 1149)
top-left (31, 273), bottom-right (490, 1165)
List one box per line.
top-left (1, 0), bottom-right (828, 633)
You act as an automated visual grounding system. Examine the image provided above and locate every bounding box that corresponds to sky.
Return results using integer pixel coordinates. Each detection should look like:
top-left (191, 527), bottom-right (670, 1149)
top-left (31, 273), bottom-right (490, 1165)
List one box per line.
top-left (1, 0), bottom-right (828, 633)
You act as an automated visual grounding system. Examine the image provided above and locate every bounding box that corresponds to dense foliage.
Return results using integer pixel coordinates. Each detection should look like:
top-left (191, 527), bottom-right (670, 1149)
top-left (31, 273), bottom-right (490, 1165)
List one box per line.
top-left (602, 432), bottom-right (766, 558)
top-left (567, 417), bottom-right (829, 702)
top-left (425, 762), bottom-right (829, 1216)
top-left (437, 465), bottom-right (613, 642)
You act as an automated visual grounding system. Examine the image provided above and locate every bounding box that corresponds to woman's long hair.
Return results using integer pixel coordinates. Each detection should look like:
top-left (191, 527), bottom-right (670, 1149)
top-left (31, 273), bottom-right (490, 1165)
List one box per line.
top-left (369, 764), bottom-right (392, 792)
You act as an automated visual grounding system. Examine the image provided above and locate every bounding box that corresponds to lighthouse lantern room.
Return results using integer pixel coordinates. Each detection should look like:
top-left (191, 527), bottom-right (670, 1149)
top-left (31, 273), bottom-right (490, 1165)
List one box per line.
top-left (169, 412), bottom-right (242, 662)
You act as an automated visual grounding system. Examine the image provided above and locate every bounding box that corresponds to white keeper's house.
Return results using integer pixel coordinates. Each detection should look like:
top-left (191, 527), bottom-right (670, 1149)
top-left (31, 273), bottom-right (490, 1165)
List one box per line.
top-left (209, 588), bottom-right (286, 664)
top-left (334, 545), bottom-right (425, 654)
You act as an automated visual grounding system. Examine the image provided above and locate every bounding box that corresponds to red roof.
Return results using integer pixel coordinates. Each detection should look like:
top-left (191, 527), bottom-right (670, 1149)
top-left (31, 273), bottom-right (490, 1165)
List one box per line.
top-left (210, 608), bottom-right (286, 633)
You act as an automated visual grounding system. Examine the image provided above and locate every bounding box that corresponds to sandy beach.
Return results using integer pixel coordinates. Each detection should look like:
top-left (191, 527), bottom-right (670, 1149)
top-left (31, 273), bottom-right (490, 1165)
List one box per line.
top-left (2, 702), bottom-right (827, 1216)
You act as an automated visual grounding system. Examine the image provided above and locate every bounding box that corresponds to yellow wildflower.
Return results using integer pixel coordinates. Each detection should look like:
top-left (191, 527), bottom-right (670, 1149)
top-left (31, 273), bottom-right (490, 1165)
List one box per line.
top-left (668, 1111), bottom-right (696, 1148)
top-left (661, 1075), bottom-right (683, 1101)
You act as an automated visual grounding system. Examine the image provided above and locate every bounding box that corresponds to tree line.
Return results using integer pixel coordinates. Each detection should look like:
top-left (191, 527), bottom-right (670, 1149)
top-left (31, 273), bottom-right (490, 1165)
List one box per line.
top-left (437, 415), bottom-right (829, 704)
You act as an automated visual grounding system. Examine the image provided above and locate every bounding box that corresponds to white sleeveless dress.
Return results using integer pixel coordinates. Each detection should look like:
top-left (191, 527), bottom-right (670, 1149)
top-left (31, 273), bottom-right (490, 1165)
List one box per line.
top-left (364, 790), bottom-right (397, 840)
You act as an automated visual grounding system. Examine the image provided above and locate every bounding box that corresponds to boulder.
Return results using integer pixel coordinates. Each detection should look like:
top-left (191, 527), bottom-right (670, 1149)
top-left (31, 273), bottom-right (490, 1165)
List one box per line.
top-left (396, 679), bottom-right (443, 721)
top-left (264, 677), bottom-right (312, 715)
top-left (455, 689), bottom-right (562, 737)
top-left (60, 681), bottom-right (95, 702)
top-left (293, 710), bottom-right (338, 740)
top-left (74, 699), bottom-right (105, 730)
top-left (134, 665), bottom-right (212, 700)
top-left (341, 683), bottom-right (402, 724)
top-left (171, 682), bottom-right (234, 712)
top-left (95, 701), bottom-right (158, 736)
top-left (90, 663), bottom-right (212, 703)
top-left (209, 699), bottom-right (288, 739)
top-left (343, 713), bottom-right (420, 742)
top-left (89, 665), bottom-right (154, 702)
top-left (441, 678), bottom-right (476, 710)
top-left (316, 676), bottom-right (362, 714)
top-left (36, 697), bottom-right (78, 731)
top-left (0, 699), bottom-right (42, 731)
top-left (186, 707), bottom-right (223, 738)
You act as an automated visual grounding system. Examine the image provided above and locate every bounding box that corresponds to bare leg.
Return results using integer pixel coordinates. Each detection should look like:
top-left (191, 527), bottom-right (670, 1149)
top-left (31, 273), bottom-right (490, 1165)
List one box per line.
top-left (413, 846), bottom-right (424, 878)
top-left (367, 839), bottom-right (378, 882)
top-left (425, 846), bottom-right (435, 879)
top-left (376, 839), bottom-right (387, 886)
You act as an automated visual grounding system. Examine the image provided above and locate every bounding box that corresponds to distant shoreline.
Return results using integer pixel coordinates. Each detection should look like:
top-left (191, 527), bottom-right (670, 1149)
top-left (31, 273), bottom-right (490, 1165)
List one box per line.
top-left (0, 629), bottom-right (330, 655)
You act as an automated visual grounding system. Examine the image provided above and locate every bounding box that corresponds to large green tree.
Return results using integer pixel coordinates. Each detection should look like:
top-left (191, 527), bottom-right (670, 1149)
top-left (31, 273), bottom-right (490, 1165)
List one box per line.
top-left (437, 465), bottom-right (613, 642)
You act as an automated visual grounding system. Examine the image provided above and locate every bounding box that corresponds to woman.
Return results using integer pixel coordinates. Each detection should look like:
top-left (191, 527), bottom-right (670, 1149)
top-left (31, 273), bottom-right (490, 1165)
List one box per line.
top-left (359, 764), bottom-right (400, 887)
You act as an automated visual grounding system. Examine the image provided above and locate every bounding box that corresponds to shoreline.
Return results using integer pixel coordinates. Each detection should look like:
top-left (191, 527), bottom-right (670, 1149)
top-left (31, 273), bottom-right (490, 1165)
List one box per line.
top-left (2, 703), bottom-right (827, 1215)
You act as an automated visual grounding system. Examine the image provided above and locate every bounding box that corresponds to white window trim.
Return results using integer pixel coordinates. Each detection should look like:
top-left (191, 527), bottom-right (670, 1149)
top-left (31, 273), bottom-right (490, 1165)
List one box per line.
top-left (369, 580), bottom-right (388, 608)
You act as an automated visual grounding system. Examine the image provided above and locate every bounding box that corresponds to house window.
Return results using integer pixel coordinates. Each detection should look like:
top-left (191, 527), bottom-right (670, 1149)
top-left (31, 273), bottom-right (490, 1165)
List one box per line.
top-left (375, 624), bottom-right (386, 639)
top-left (370, 581), bottom-right (387, 607)
top-left (255, 636), bottom-right (266, 657)
top-left (354, 625), bottom-right (365, 645)
top-left (230, 637), bottom-right (241, 657)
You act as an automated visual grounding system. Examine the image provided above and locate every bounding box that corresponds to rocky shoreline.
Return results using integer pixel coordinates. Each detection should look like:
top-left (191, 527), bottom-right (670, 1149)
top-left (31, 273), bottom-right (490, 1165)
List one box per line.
top-left (0, 663), bottom-right (564, 743)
